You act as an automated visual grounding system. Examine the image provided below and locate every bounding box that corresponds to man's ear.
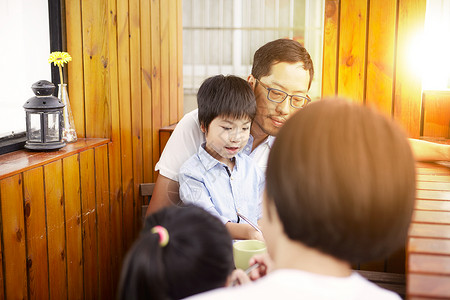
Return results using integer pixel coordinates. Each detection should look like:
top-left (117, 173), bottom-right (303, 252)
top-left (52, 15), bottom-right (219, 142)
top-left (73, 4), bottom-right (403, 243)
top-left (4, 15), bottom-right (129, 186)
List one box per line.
top-left (200, 123), bottom-right (206, 133)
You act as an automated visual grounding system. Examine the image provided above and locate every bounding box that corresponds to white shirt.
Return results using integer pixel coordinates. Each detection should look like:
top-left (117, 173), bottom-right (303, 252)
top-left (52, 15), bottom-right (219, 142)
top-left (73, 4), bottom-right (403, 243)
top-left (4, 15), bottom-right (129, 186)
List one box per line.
top-left (155, 109), bottom-right (274, 181)
top-left (186, 269), bottom-right (402, 300)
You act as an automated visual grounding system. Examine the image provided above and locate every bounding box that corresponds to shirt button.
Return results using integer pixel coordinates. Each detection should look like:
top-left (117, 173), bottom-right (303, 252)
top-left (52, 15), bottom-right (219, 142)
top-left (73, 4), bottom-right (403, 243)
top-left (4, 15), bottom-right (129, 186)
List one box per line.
top-left (230, 177), bottom-right (234, 180)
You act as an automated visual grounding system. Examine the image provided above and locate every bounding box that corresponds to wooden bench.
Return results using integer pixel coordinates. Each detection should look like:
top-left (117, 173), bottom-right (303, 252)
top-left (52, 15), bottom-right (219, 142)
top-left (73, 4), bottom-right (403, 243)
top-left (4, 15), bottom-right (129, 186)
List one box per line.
top-left (140, 182), bottom-right (155, 221)
top-left (407, 161), bottom-right (450, 299)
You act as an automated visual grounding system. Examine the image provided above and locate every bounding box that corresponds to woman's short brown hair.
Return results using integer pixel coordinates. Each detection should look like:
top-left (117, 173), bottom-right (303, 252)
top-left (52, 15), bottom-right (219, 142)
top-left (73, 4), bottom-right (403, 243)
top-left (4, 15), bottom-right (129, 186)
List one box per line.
top-left (265, 98), bottom-right (416, 263)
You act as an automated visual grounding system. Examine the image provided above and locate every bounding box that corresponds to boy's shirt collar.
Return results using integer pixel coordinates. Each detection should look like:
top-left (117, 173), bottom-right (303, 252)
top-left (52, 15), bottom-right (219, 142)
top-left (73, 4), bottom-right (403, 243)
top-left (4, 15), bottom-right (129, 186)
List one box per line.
top-left (198, 143), bottom-right (243, 172)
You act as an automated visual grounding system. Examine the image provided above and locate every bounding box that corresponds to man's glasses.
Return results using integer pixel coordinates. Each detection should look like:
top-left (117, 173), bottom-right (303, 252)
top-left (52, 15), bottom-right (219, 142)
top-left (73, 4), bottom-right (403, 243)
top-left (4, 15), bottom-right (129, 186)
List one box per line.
top-left (256, 79), bottom-right (311, 109)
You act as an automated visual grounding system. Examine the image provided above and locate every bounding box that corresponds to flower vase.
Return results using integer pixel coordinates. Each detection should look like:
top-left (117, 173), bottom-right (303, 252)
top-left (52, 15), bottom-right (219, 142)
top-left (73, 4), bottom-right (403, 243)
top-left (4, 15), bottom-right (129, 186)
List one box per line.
top-left (58, 84), bottom-right (77, 143)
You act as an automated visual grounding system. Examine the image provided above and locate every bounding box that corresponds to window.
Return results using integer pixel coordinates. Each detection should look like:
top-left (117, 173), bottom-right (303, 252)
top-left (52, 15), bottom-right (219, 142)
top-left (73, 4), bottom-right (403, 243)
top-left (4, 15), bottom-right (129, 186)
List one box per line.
top-left (0, 0), bottom-right (62, 154)
top-left (422, 0), bottom-right (450, 90)
top-left (182, 0), bottom-right (324, 113)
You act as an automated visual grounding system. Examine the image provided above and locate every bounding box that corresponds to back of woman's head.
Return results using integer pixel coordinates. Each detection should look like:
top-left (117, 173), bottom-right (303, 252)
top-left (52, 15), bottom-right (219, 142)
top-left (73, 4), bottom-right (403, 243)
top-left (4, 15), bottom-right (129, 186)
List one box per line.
top-left (266, 98), bottom-right (416, 263)
top-left (118, 205), bottom-right (234, 300)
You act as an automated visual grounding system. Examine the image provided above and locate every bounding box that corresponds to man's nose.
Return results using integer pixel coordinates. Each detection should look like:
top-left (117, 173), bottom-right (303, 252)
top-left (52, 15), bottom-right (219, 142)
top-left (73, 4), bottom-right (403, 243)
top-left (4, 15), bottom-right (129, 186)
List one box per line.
top-left (275, 97), bottom-right (291, 115)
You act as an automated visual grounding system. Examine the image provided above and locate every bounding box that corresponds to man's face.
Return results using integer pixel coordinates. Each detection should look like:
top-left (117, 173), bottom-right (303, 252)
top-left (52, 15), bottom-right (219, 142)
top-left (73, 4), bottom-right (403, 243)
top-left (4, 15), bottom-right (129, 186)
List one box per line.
top-left (251, 62), bottom-right (310, 137)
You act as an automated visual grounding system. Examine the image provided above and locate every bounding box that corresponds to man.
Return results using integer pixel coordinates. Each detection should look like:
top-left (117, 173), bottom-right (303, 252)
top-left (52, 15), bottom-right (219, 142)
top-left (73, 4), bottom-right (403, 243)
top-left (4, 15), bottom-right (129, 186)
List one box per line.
top-left (147, 38), bottom-right (449, 215)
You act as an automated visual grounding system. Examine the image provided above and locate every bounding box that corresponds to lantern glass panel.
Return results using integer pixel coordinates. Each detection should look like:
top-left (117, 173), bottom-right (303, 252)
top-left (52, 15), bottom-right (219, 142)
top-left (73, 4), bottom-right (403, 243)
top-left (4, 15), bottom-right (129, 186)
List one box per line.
top-left (29, 113), bottom-right (42, 142)
top-left (46, 113), bottom-right (60, 142)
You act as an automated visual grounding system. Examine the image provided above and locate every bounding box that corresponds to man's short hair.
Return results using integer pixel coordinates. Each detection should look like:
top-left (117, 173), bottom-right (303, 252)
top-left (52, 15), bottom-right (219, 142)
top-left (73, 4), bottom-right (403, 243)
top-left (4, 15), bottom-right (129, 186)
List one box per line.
top-left (197, 74), bottom-right (256, 131)
top-left (251, 38), bottom-right (314, 90)
top-left (265, 98), bottom-right (416, 263)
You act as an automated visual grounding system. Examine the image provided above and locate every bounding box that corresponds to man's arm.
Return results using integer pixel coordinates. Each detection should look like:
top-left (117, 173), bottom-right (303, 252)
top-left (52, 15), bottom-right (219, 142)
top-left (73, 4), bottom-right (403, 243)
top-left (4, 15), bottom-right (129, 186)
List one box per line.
top-left (409, 138), bottom-right (450, 162)
top-left (145, 174), bottom-right (181, 216)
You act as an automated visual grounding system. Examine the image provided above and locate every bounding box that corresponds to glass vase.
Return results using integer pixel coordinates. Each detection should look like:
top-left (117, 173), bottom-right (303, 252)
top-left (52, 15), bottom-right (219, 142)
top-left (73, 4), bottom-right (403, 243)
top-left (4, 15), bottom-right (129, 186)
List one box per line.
top-left (58, 84), bottom-right (77, 143)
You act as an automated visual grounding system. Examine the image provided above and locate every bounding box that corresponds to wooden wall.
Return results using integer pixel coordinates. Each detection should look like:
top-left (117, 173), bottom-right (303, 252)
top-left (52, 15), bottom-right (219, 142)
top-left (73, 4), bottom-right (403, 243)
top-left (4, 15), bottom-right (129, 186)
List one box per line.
top-left (0, 140), bottom-right (112, 300)
top-left (64, 0), bottom-right (183, 294)
top-left (0, 0), bottom-right (181, 299)
top-left (322, 0), bottom-right (426, 138)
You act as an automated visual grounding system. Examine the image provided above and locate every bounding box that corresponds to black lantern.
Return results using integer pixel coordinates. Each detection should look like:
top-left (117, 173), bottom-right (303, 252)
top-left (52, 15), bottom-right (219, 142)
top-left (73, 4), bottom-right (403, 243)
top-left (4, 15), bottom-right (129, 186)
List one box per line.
top-left (23, 80), bottom-right (66, 150)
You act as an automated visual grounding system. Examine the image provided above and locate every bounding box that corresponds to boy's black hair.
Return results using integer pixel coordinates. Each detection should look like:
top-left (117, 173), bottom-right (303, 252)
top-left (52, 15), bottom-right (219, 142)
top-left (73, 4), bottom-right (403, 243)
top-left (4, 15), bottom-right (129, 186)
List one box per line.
top-left (197, 75), bottom-right (256, 131)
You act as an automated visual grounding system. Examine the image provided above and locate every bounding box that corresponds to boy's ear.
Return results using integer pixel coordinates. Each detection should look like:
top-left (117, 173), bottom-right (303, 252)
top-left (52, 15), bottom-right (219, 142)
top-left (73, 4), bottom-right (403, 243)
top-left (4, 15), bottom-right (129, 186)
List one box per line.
top-left (247, 75), bottom-right (256, 90)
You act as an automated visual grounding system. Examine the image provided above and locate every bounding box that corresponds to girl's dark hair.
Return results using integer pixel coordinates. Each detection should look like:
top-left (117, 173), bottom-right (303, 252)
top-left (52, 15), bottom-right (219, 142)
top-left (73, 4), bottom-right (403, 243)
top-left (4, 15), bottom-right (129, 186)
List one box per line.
top-left (118, 205), bottom-right (234, 300)
top-left (197, 74), bottom-right (256, 131)
top-left (265, 98), bottom-right (416, 264)
top-left (251, 38), bottom-right (314, 89)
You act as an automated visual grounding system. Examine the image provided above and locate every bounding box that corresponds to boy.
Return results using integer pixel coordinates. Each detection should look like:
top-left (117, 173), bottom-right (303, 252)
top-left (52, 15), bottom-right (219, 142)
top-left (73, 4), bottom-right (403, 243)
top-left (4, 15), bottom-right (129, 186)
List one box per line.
top-left (179, 75), bottom-right (264, 241)
top-left (188, 98), bottom-right (416, 299)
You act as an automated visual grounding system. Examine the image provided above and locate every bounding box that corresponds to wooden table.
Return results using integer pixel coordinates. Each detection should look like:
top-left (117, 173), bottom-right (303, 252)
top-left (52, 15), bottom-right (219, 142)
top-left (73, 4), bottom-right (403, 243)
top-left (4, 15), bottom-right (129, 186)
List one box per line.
top-left (407, 161), bottom-right (450, 299)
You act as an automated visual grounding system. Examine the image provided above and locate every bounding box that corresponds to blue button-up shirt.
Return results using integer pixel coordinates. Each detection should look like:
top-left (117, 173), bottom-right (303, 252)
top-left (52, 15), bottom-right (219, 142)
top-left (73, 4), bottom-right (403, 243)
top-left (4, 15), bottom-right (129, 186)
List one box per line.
top-left (179, 144), bottom-right (265, 225)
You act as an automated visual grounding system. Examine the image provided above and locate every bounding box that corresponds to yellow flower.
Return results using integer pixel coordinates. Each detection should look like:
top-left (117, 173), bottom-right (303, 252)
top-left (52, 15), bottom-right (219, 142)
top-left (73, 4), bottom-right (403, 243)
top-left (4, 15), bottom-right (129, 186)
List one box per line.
top-left (48, 51), bottom-right (72, 67)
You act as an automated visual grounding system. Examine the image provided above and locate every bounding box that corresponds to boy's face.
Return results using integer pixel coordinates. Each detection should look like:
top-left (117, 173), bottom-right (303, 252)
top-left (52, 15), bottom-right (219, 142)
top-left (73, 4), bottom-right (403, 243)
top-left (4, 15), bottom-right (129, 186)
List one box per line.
top-left (201, 116), bottom-right (251, 164)
top-left (250, 61), bottom-right (310, 137)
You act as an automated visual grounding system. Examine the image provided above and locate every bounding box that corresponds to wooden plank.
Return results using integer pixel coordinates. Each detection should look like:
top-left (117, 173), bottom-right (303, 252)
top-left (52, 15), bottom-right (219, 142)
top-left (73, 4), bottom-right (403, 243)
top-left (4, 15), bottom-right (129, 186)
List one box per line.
top-left (393, 0), bottom-right (426, 137)
top-left (417, 181), bottom-right (450, 191)
top-left (129, 0), bottom-right (144, 231)
top-left (409, 253), bottom-right (450, 275)
top-left (408, 273), bottom-right (450, 298)
top-left (409, 237), bottom-right (450, 255)
top-left (337, 0), bottom-right (368, 102)
top-left (417, 174), bottom-right (450, 183)
top-left (365, 0), bottom-right (396, 116)
top-left (159, 127), bottom-right (175, 156)
top-left (422, 90), bottom-right (450, 138)
top-left (151, 0), bottom-right (162, 181)
top-left (409, 223), bottom-right (450, 239)
top-left (23, 167), bottom-right (49, 300)
top-left (63, 154), bottom-right (83, 300)
top-left (107, 0), bottom-right (124, 290)
top-left (82, 0), bottom-right (110, 138)
top-left (412, 210), bottom-right (450, 225)
top-left (117, 0), bottom-right (136, 251)
top-left (95, 145), bottom-right (112, 299)
top-left (176, 0), bottom-right (184, 118)
top-left (322, 0), bottom-right (340, 97)
top-left (0, 139), bottom-right (109, 180)
top-left (169, 0), bottom-right (178, 124)
top-left (140, 0), bottom-right (154, 183)
top-left (0, 212), bottom-right (4, 300)
top-left (415, 200), bottom-right (450, 212)
top-left (416, 190), bottom-right (450, 201)
top-left (0, 175), bottom-right (28, 299)
top-left (44, 160), bottom-right (67, 300)
top-left (160, 0), bottom-right (170, 128)
top-left (65, 0), bottom-right (86, 138)
top-left (80, 149), bottom-right (99, 300)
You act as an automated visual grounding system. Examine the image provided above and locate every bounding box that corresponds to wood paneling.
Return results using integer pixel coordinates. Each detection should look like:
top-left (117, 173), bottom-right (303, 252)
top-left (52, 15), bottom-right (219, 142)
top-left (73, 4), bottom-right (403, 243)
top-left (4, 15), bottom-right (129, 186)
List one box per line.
top-left (422, 91), bottom-right (450, 138)
top-left (323, 0), bottom-right (432, 137)
top-left (1, 175), bottom-right (27, 299)
top-left (365, 0), bottom-right (396, 116)
top-left (337, 0), bottom-right (367, 102)
top-left (45, 161), bottom-right (68, 300)
top-left (394, 0), bottom-right (426, 137)
top-left (322, 0), bottom-right (339, 97)
top-left (23, 167), bottom-right (49, 300)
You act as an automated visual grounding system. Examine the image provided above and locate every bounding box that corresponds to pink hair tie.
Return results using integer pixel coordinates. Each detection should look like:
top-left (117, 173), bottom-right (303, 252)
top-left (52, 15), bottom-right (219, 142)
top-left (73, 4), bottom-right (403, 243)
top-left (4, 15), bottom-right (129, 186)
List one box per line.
top-left (151, 225), bottom-right (170, 247)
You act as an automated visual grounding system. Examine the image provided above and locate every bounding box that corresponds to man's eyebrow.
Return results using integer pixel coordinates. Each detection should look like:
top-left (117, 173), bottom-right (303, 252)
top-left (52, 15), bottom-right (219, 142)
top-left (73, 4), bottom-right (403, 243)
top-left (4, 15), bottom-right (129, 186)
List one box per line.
top-left (270, 81), bottom-right (307, 94)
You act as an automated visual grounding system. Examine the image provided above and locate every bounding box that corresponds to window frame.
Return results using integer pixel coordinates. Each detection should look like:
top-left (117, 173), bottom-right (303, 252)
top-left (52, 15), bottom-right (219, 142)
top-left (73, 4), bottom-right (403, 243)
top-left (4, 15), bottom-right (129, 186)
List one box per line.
top-left (0, 0), bottom-right (64, 155)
